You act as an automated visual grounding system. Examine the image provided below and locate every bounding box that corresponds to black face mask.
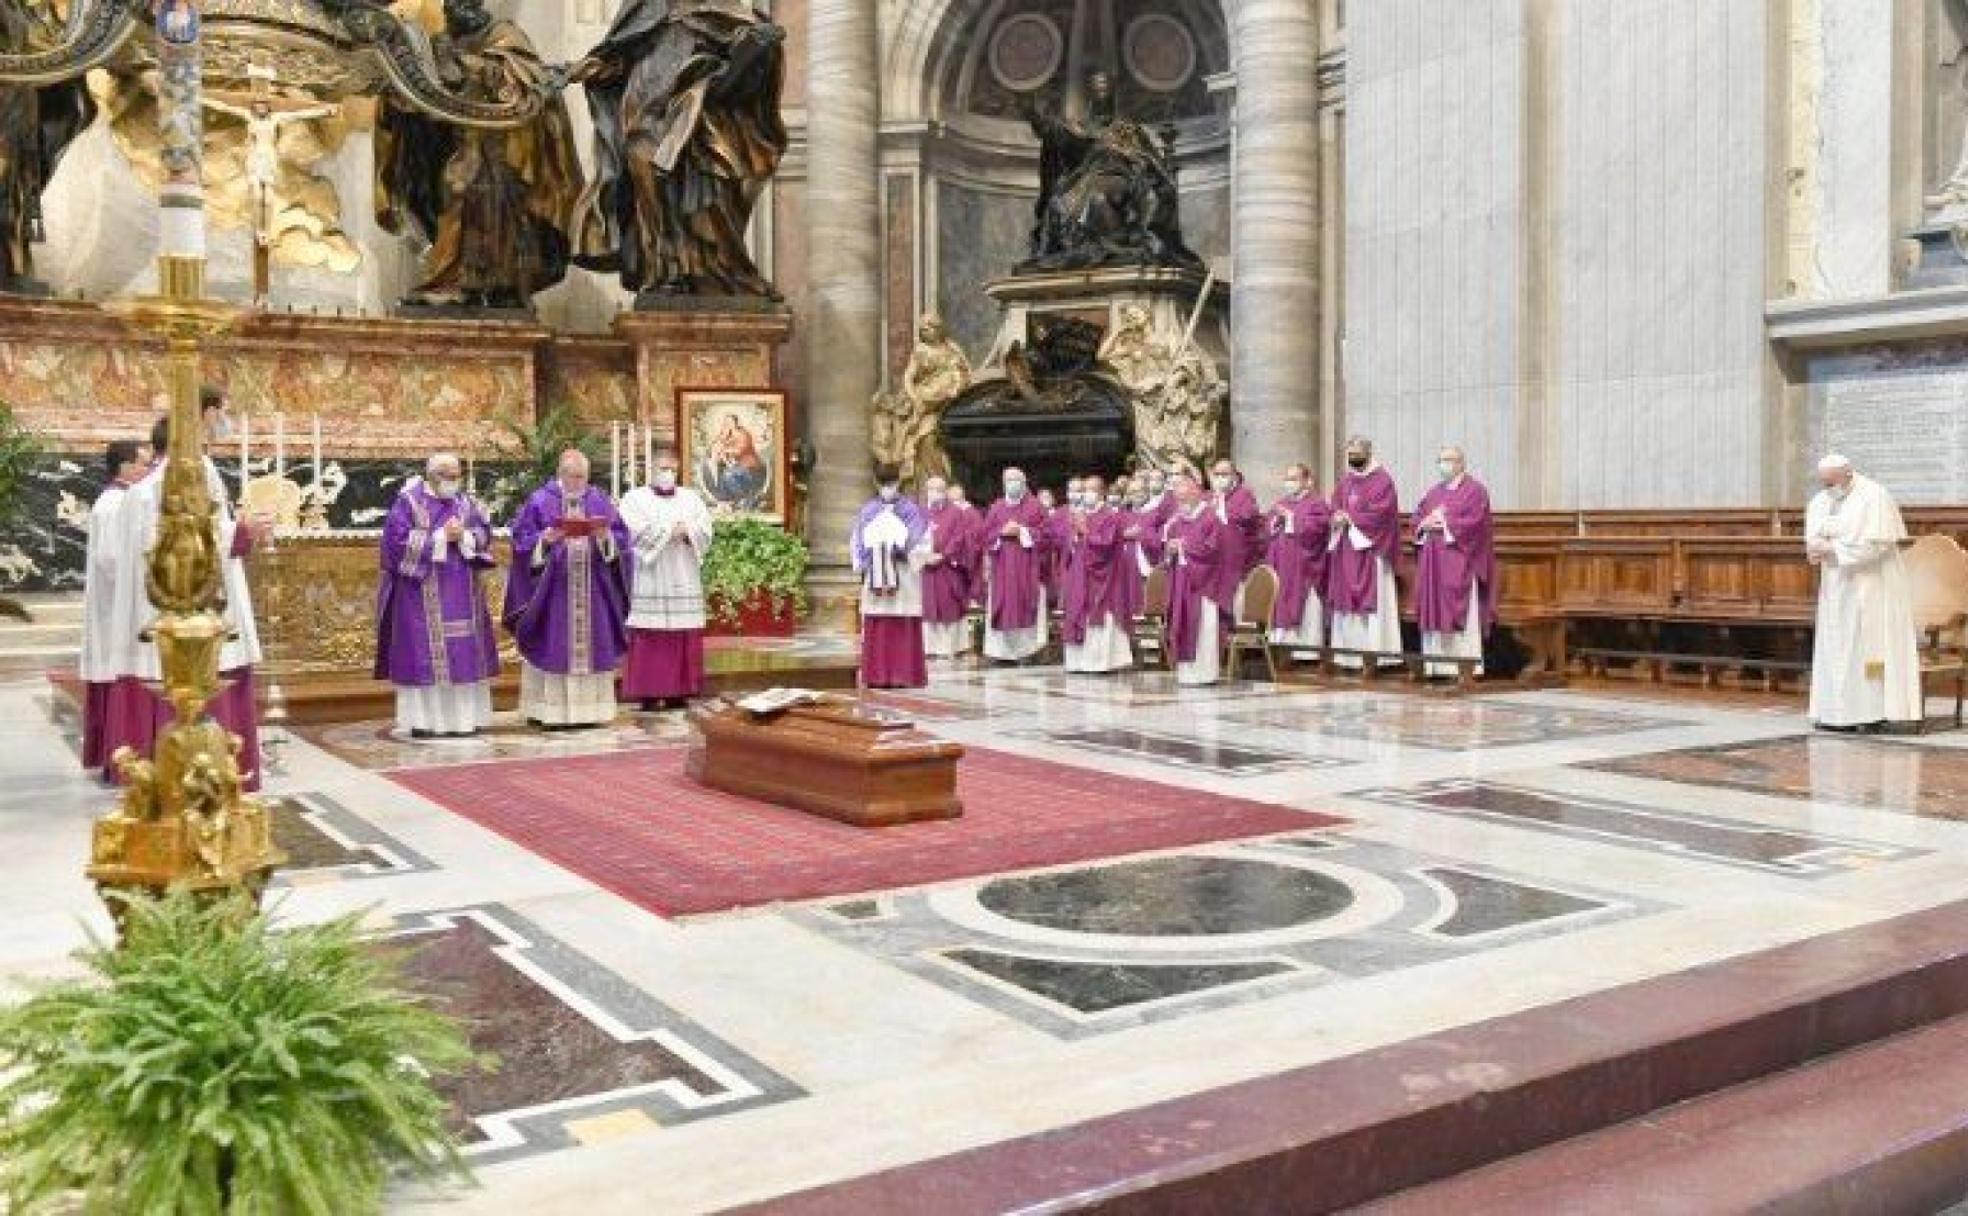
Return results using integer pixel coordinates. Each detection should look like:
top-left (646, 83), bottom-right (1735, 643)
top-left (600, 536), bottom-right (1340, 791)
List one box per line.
top-left (1347, 455), bottom-right (1368, 470)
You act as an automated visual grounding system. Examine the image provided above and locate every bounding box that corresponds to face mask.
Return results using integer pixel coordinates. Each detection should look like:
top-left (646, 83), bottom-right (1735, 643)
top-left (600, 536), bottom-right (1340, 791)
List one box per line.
top-left (927, 490), bottom-right (947, 507)
top-left (1210, 475), bottom-right (1231, 492)
top-left (1438, 461), bottom-right (1458, 482)
top-left (1004, 482), bottom-right (1025, 501)
top-left (431, 476), bottom-right (460, 498)
top-left (1283, 480), bottom-right (1302, 495)
top-left (1106, 494), bottom-right (1122, 507)
top-left (208, 415), bottom-right (235, 443)
top-left (1347, 455), bottom-right (1368, 471)
top-left (878, 485), bottom-right (899, 502)
top-left (654, 469), bottom-right (677, 491)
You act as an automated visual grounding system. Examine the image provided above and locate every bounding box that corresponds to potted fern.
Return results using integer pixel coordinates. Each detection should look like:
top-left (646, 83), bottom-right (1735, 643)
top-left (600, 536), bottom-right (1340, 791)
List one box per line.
top-left (0, 400), bottom-right (43, 621)
top-left (486, 405), bottom-right (605, 517)
top-left (0, 892), bottom-right (482, 1215)
top-left (702, 517), bottom-right (809, 637)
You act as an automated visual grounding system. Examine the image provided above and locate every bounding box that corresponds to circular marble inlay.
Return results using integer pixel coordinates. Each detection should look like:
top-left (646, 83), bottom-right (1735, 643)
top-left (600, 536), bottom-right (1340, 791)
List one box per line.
top-left (989, 13), bottom-right (1066, 93)
top-left (977, 856), bottom-right (1355, 937)
top-left (1124, 14), bottom-right (1198, 93)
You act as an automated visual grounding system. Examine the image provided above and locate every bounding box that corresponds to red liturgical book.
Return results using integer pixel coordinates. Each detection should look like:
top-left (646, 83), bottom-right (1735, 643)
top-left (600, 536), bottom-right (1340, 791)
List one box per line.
top-left (559, 517), bottom-right (602, 539)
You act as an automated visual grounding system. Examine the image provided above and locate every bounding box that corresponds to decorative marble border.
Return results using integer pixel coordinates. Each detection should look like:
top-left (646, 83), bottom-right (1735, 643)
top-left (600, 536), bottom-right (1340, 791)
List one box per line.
top-left (1001, 724), bottom-right (1349, 776)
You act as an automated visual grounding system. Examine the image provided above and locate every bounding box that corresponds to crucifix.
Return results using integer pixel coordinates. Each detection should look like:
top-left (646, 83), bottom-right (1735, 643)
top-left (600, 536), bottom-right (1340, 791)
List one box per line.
top-left (199, 64), bottom-right (336, 305)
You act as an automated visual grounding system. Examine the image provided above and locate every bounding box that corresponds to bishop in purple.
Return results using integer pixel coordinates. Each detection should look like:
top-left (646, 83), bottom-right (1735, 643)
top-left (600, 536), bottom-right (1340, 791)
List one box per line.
top-left (1209, 458), bottom-right (1265, 615)
top-left (1146, 471), bottom-right (1225, 686)
top-left (852, 464), bottom-right (931, 689)
top-left (920, 476), bottom-right (978, 658)
top-left (375, 454), bottom-right (501, 737)
top-left (981, 467), bottom-right (1050, 661)
top-left (1415, 445), bottom-right (1496, 677)
top-left (1060, 475), bottom-right (1134, 673)
top-left (1327, 436), bottom-right (1403, 668)
top-left (502, 450), bottom-right (631, 728)
top-left (1267, 463), bottom-right (1332, 648)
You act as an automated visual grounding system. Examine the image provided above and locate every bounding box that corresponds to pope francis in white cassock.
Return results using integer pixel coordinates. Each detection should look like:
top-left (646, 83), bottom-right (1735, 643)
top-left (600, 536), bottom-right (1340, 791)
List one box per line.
top-left (1805, 454), bottom-right (1922, 731)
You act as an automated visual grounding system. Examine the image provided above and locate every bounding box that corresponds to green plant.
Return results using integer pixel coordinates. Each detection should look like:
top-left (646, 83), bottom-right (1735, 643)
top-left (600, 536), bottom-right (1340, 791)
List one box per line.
top-left (0, 891), bottom-right (483, 1215)
top-left (702, 516), bottom-right (809, 626)
top-left (487, 405), bottom-right (604, 510)
top-left (0, 399), bottom-right (44, 533)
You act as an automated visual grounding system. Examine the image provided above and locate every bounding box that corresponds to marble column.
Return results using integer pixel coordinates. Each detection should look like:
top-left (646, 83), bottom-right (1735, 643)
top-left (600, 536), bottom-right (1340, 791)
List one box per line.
top-left (804, 0), bottom-right (882, 551)
top-left (1228, 0), bottom-right (1321, 465)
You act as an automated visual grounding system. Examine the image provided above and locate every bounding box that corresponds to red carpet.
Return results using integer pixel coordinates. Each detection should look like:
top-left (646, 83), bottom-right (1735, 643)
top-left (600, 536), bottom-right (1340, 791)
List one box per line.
top-left (389, 746), bottom-right (1341, 917)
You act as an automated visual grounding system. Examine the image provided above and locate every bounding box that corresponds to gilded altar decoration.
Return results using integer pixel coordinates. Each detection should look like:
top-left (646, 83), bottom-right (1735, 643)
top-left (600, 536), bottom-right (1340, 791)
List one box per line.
top-left (570, 0), bottom-right (786, 300)
top-left (1097, 301), bottom-right (1223, 473)
top-left (872, 313), bottom-right (969, 487)
top-left (375, 0), bottom-right (583, 309)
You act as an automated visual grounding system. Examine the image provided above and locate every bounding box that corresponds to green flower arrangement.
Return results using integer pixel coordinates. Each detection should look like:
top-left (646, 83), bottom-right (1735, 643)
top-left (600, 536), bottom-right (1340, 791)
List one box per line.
top-left (485, 405), bottom-right (605, 515)
top-left (702, 516), bottom-right (809, 627)
top-left (0, 892), bottom-right (483, 1215)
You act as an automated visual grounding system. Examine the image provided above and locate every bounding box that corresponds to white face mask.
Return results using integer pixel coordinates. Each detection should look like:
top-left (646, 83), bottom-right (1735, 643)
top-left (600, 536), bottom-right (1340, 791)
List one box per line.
top-left (1105, 494), bottom-right (1121, 507)
top-left (654, 469), bottom-right (678, 490)
top-left (1210, 474), bottom-right (1231, 492)
top-left (208, 414), bottom-right (235, 443)
top-left (1438, 461), bottom-right (1458, 482)
top-left (878, 484), bottom-right (899, 502)
top-left (1004, 482), bottom-right (1025, 501)
top-left (926, 489), bottom-right (947, 507)
top-left (431, 476), bottom-right (460, 499)
top-left (1283, 480), bottom-right (1302, 495)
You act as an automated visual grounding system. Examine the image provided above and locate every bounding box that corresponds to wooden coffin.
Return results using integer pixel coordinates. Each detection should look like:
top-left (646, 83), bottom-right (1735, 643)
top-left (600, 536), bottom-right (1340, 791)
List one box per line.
top-left (685, 697), bottom-right (964, 827)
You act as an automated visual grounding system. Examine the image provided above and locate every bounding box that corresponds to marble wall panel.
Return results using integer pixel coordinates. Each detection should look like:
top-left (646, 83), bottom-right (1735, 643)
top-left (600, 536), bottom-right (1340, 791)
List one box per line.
top-left (935, 182), bottom-right (1034, 362)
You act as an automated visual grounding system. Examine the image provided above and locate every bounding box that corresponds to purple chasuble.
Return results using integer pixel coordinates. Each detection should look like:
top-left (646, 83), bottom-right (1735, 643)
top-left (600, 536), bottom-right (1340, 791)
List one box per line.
top-left (1326, 466), bottom-right (1401, 615)
top-left (375, 482), bottom-right (501, 688)
top-left (1161, 506), bottom-right (1224, 663)
top-left (1213, 482), bottom-right (1265, 606)
top-left (1267, 493), bottom-right (1333, 630)
top-left (501, 480), bottom-right (631, 676)
top-left (1414, 475), bottom-right (1497, 634)
top-left (1060, 507), bottom-right (1128, 645)
top-left (922, 502), bottom-right (977, 624)
top-left (981, 494), bottom-right (1049, 631)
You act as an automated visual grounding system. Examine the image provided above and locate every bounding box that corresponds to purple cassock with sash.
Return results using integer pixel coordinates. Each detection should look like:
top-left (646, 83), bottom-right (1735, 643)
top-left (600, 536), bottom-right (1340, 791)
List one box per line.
top-left (1414, 475), bottom-right (1497, 635)
top-left (1156, 506), bottom-right (1225, 664)
top-left (1213, 482), bottom-right (1264, 608)
top-left (982, 494), bottom-right (1049, 632)
top-left (374, 482), bottom-right (500, 691)
top-left (853, 494), bottom-right (930, 688)
top-left (1060, 507), bottom-right (1129, 644)
top-left (1327, 467), bottom-right (1400, 614)
top-left (922, 501), bottom-right (977, 626)
top-left (1268, 492), bottom-right (1332, 631)
top-left (502, 482), bottom-right (631, 678)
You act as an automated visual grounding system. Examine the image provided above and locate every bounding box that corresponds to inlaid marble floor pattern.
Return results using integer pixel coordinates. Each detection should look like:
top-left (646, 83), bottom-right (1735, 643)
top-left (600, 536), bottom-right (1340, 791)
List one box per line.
top-left (4, 667), bottom-right (1968, 1213)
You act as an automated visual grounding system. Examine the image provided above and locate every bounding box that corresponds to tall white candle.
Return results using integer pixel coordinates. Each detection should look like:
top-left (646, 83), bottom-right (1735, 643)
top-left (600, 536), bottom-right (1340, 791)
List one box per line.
top-left (610, 422), bottom-right (621, 498)
top-left (274, 412), bottom-right (285, 481)
top-left (311, 414), bottom-right (322, 486)
top-left (239, 409), bottom-right (249, 485)
top-left (643, 424), bottom-right (653, 487)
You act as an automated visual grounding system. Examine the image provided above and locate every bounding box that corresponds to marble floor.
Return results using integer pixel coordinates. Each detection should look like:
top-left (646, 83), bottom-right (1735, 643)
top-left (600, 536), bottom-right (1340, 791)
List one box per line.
top-left (7, 665), bottom-right (1968, 1211)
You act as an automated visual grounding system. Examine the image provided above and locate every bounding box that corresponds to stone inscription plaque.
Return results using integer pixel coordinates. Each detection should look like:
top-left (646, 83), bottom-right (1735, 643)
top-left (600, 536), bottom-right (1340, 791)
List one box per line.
top-left (1822, 371), bottom-right (1968, 505)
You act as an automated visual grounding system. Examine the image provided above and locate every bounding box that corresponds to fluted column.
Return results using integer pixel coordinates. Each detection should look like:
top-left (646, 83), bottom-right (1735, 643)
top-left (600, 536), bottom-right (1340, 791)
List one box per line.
top-left (804, 0), bottom-right (882, 549)
top-left (1229, 0), bottom-right (1322, 463)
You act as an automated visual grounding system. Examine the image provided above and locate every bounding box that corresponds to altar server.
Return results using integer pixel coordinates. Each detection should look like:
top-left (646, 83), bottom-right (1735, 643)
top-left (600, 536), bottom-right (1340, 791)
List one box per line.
top-left (920, 476), bottom-right (977, 658)
top-left (618, 448), bottom-right (714, 710)
top-left (1146, 470), bottom-right (1224, 686)
top-left (981, 467), bottom-right (1050, 661)
top-left (374, 453), bottom-right (501, 736)
top-left (1806, 454), bottom-right (1922, 731)
top-left (1327, 436), bottom-right (1402, 668)
top-left (503, 450), bottom-right (631, 729)
top-left (1267, 463), bottom-right (1330, 649)
top-left (79, 439), bottom-right (150, 770)
top-left (100, 390), bottom-right (267, 788)
top-left (1209, 458), bottom-right (1264, 614)
top-left (1414, 445), bottom-right (1496, 678)
top-left (852, 463), bottom-right (930, 689)
top-left (1060, 475), bottom-right (1134, 673)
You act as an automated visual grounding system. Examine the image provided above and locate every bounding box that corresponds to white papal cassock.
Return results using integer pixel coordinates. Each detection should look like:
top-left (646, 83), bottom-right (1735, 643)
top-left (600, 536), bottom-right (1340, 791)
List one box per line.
top-left (1806, 473), bottom-right (1922, 729)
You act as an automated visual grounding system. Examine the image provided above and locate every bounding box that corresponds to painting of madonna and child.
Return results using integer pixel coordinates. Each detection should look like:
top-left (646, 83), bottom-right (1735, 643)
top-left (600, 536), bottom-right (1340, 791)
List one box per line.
top-left (677, 388), bottom-right (788, 525)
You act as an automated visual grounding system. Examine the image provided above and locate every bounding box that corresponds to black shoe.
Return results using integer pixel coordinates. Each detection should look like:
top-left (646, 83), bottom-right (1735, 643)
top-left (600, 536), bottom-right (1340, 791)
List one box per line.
top-left (410, 729), bottom-right (434, 739)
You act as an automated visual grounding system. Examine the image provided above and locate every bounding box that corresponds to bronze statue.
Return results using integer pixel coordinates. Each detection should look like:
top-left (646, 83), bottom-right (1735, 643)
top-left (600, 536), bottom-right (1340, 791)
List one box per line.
top-left (375, 0), bottom-right (584, 309)
top-left (570, 0), bottom-right (787, 300)
top-left (1019, 72), bottom-right (1199, 274)
top-left (0, 0), bottom-right (95, 290)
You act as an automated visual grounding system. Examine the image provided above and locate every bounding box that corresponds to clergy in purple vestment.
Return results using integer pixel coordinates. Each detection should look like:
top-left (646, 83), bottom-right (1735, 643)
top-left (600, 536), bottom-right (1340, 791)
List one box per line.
top-left (853, 463), bottom-right (931, 688)
top-left (1208, 458), bottom-right (1265, 615)
top-left (920, 476), bottom-right (978, 658)
top-left (502, 450), bottom-right (631, 728)
top-left (375, 453), bottom-right (501, 737)
top-left (981, 467), bottom-right (1051, 661)
top-left (1042, 478), bottom-right (1082, 605)
top-left (1414, 444), bottom-right (1497, 677)
top-left (1267, 463), bottom-right (1332, 648)
top-left (1158, 471), bottom-right (1225, 686)
top-left (1107, 480), bottom-right (1144, 622)
top-left (1327, 436), bottom-right (1403, 668)
top-left (1061, 475), bottom-right (1135, 673)
top-left (949, 482), bottom-right (988, 610)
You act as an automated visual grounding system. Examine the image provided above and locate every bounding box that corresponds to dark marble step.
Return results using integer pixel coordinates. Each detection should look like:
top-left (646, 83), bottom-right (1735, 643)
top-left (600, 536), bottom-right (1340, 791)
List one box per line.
top-left (1356, 1012), bottom-right (1968, 1215)
top-left (733, 898), bottom-right (1968, 1215)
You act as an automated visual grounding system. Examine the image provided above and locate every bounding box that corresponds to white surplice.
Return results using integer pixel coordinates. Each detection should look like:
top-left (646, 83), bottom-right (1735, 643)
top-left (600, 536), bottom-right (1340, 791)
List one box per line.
top-left (78, 483), bottom-right (130, 684)
top-left (1806, 474), bottom-right (1922, 727)
top-left (618, 485), bottom-right (714, 630)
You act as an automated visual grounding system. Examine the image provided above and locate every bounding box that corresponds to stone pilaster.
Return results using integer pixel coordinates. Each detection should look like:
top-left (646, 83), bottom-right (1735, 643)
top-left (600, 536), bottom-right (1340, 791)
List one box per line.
top-left (1228, 0), bottom-right (1322, 465)
top-left (803, 0), bottom-right (882, 550)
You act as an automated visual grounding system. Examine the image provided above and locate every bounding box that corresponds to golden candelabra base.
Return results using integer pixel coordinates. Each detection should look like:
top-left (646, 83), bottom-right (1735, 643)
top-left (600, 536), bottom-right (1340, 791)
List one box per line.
top-left (87, 258), bottom-right (285, 927)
